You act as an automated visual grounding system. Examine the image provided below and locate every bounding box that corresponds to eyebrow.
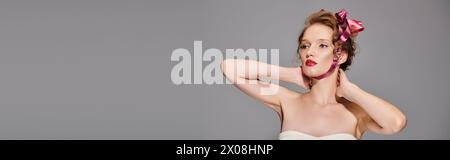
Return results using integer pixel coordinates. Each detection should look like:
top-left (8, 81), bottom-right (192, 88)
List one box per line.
top-left (301, 39), bottom-right (332, 43)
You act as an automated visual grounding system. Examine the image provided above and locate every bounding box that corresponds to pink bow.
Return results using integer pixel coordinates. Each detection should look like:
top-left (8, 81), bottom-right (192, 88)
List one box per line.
top-left (335, 9), bottom-right (365, 43)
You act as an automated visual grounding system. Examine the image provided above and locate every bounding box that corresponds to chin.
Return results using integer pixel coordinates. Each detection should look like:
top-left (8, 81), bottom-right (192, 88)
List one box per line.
top-left (302, 68), bottom-right (317, 77)
top-left (303, 67), bottom-right (325, 77)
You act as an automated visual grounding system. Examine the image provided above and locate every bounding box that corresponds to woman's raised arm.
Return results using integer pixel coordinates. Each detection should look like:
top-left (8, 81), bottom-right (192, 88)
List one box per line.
top-left (221, 59), bottom-right (307, 113)
top-left (336, 69), bottom-right (407, 135)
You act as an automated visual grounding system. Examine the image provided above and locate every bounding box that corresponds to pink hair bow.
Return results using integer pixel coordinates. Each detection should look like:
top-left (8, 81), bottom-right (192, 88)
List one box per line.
top-left (335, 9), bottom-right (365, 43)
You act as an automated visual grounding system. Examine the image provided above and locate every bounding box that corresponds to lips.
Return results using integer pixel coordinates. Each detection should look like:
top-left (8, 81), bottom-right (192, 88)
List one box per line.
top-left (305, 59), bottom-right (317, 67)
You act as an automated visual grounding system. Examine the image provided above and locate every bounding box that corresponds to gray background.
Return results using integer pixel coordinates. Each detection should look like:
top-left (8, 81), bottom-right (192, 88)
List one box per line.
top-left (0, 0), bottom-right (449, 139)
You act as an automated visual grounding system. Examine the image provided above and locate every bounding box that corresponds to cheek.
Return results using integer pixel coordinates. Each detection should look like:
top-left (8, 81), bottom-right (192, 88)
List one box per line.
top-left (317, 51), bottom-right (335, 67)
top-left (299, 52), bottom-right (304, 58)
top-left (298, 53), bottom-right (306, 63)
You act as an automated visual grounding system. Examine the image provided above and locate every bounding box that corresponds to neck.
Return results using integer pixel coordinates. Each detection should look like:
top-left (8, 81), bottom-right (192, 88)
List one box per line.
top-left (305, 68), bottom-right (339, 105)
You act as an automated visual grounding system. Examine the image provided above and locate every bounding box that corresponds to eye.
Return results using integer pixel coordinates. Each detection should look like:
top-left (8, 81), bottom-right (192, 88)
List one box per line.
top-left (299, 44), bottom-right (310, 49)
top-left (319, 44), bottom-right (328, 48)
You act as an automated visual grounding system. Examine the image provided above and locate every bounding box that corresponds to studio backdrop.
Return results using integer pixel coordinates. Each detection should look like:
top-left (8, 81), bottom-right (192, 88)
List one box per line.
top-left (0, 0), bottom-right (449, 139)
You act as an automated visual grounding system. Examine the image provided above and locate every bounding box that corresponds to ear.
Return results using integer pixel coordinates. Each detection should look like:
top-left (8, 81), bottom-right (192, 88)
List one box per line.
top-left (337, 49), bottom-right (348, 65)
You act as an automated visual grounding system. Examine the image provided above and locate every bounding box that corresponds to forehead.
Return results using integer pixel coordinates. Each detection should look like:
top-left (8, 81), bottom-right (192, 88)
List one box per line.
top-left (302, 23), bottom-right (333, 42)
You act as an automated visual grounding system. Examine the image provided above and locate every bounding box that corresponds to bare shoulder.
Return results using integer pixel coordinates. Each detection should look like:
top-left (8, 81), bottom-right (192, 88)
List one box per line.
top-left (277, 87), bottom-right (304, 105)
top-left (263, 86), bottom-right (301, 115)
top-left (338, 98), bottom-right (370, 133)
top-left (339, 98), bottom-right (367, 118)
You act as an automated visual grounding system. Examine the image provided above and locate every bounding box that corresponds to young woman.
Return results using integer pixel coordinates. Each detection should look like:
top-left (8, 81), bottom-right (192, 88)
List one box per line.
top-left (221, 9), bottom-right (407, 140)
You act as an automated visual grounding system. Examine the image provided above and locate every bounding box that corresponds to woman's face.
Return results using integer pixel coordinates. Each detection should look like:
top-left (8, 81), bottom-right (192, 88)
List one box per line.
top-left (299, 23), bottom-right (337, 78)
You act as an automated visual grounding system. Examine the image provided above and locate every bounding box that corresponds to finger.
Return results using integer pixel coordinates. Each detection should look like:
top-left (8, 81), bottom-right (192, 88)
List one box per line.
top-left (339, 69), bottom-right (346, 79)
top-left (302, 76), bottom-right (310, 89)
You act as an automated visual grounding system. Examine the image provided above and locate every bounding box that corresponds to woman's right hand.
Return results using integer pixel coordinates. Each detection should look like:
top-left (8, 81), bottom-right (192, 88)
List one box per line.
top-left (296, 66), bottom-right (311, 89)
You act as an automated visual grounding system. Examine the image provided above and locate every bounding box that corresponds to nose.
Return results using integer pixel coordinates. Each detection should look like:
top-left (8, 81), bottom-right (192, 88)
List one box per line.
top-left (306, 48), bottom-right (314, 58)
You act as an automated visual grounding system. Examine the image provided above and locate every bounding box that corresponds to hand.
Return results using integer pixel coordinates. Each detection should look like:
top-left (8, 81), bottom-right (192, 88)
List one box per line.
top-left (297, 66), bottom-right (311, 89)
top-left (336, 69), bottom-right (356, 99)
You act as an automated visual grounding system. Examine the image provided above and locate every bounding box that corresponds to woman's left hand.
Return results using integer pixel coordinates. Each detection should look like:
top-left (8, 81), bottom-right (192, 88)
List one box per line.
top-left (336, 69), bottom-right (356, 100)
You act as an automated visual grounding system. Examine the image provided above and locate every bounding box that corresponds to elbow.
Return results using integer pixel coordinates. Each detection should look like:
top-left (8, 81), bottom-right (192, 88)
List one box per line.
top-left (220, 59), bottom-right (227, 73)
top-left (221, 59), bottom-right (234, 80)
top-left (387, 114), bottom-right (407, 134)
top-left (221, 59), bottom-right (230, 76)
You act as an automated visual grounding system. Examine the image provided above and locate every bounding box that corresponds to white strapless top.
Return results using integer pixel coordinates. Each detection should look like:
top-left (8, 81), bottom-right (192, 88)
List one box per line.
top-left (279, 130), bottom-right (357, 140)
